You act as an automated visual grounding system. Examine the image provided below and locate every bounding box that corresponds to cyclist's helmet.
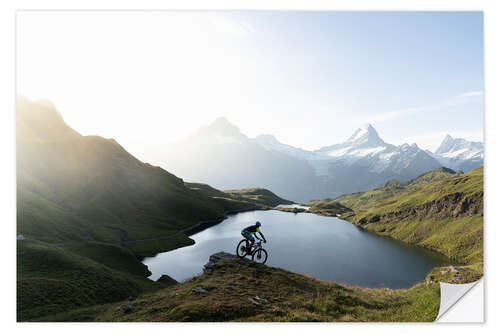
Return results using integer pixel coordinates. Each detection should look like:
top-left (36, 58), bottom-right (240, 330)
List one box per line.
top-left (256, 221), bottom-right (261, 227)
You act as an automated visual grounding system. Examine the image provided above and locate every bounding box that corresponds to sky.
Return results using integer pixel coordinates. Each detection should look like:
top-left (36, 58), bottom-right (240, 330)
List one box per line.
top-left (17, 11), bottom-right (484, 162)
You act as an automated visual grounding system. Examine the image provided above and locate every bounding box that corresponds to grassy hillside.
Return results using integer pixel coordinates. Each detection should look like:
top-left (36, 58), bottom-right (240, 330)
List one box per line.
top-left (308, 167), bottom-right (483, 265)
top-left (309, 167), bottom-right (457, 216)
top-left (17, 240), bottom-right (162, 321)
top-left (187, 184), bottom-right (294, 211)
top-left (225, 188), bottom-right (294, 206)
top-left (16, 97), bottom-right (291, 320)
top-left (17, 137), bottom-right (227, 244)
top-left (34, 252), bottom-right (479, 322)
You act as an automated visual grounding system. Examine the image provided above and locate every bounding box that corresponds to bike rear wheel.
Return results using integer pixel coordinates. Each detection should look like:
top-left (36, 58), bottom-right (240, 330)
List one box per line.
top-left (236, 239), bottom-right (248, 258)
top-left (252, 248), bottom-right (268, 264)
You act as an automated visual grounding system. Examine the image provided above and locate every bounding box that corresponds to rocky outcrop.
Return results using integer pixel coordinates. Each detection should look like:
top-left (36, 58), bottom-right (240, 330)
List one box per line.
top-left (426, 265), bottom-right (483, 285)
top-left (414, 192), bottom-right (483, 218)
top-left (203, 252), bottom-right (253, 273)
top-left (193, 287), bottom-right (208, 294)
top-left (358, 191), bottom-right (483, 226)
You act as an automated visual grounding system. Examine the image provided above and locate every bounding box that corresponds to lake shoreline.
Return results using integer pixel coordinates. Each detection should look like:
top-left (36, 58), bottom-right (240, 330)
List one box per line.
top-left (183, 207), bottom-right (271, 237)
top-left (142, 208), bottom-right (456, 289)
top-left (310, 209), bottom-right (471, 266)
top-left (274, 209), bottom-right (462, 278)
top-left (134, 207), bottom-right (273, 261)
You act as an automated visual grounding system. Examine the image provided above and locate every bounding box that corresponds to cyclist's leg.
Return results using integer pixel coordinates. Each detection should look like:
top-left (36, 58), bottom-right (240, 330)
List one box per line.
top-left (242, 231), bottom-right (253, 254)
top-left (249, 234), bottom-right (255, 254)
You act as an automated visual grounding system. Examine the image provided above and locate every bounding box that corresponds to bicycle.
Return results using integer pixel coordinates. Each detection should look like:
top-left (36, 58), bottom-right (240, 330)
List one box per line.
top-left (236, 239), bottom-right (268, 264)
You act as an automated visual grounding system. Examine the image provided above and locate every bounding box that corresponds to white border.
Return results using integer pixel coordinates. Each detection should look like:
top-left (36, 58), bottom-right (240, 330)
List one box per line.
top-left (2, 1), bottom-right (498, 332)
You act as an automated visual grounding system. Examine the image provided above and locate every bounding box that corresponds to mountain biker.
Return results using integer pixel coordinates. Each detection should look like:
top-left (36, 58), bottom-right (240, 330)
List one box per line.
top-left (241, 221), bottom-right (267, 255)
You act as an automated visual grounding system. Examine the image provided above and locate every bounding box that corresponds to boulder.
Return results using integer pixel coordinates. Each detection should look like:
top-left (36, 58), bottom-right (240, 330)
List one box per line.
top-left (248, 296), bottom-right (269, 306)
top-left (193, 286), bottom-right (208, 294)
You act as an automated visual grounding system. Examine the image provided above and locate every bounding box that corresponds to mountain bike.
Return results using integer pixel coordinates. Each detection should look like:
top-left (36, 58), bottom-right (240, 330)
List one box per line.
top-left (236, 239), bottom-right (268, 264)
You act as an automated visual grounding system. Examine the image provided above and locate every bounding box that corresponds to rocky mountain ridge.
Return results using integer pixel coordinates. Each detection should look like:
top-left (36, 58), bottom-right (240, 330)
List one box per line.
top-left (162, 118), bottom-right (481, 201)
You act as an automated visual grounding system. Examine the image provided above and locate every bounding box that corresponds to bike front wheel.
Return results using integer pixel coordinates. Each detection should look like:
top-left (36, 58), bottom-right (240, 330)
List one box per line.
top-left (252, 248), bottom-right (268, 264)
top-left (236, 239), bottom-right (248, 258)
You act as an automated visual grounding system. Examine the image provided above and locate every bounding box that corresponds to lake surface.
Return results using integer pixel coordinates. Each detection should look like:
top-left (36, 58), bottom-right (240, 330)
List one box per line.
top-left (143, 210), bottom-right (451, 288)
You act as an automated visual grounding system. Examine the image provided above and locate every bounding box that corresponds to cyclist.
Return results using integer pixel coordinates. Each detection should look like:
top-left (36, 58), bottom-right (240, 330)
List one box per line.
top-left (241, 221), bottom-right (267, 255)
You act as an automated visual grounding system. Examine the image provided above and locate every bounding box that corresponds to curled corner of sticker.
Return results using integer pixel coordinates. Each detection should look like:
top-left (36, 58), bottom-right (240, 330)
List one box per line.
top-left (435, 278), bottom-right (483, 322)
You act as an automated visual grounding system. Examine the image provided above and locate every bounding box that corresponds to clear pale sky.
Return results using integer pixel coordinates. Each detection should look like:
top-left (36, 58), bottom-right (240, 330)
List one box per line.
top-left (17, 11), bottom-right (484, 161)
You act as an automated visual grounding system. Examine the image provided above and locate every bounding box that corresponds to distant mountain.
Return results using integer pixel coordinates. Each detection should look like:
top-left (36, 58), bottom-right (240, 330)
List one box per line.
top-left (308, 124), bottom-right (442, 199)
top-left (162, 120), bottom-right (443, 202)
top-left (254, 134), bottom-right (319, 161)
top-left (253, 134), bottom-right (333, 177)
top-left (161, 117), bottom-right (318, 203)
top-left (315, 124), bottom-right (440, 177)
top-left (428, 135), bottom-right (483, 172)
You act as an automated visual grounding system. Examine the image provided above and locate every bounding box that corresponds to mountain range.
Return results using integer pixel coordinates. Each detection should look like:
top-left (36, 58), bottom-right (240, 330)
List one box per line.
top-left (162, 118), bottom-right (483, 202)
top-left (427, 134), bottom-right (484, 172)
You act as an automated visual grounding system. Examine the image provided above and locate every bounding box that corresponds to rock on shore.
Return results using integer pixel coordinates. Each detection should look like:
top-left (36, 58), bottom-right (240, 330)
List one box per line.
top-left (203, 252), bottom-right (253, 273)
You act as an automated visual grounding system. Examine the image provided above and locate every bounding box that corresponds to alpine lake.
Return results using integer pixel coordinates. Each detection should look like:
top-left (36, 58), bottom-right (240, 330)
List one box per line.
top-left (143, 205), bottom-right (451, 288)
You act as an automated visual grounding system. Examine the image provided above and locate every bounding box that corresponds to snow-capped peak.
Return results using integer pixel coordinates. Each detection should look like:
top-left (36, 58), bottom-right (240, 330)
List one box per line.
top-left (317, 124), bottom-right (387, 154)
top-left (311, 124), bottom-right (397, 172)
top-left (435, 135), bottom-right (483, 154)
top-left (443, 134), bottom-right (454, 143)
top-left (435, 134), bottom-right (456, 154)
top-left (431, 135), bottom-right (484, 172)
top-left (346, 124), bottom-right (385, 147)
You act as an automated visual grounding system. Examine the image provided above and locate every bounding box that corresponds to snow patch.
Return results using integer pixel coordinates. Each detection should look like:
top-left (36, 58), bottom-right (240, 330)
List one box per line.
top-left (442, 148), bottom-right (469, 159)
top-left (350, 128), bottom-right (368, 141)
top-left (351, 146), bottom-right (387, 157)
top-left (326, 147), bottom-right (351, 157)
